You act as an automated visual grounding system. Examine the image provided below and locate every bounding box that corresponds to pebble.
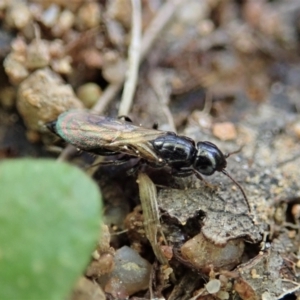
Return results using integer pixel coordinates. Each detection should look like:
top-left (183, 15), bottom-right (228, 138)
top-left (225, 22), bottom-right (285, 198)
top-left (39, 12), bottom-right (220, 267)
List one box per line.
top-left (98, 246), bottom-right (151, 298)
top-left (205, 279), bottom-right (221, 294)
top-left (77, 83), bottom-right (102, 109)
top-left (181, 232), bottom-right (244, 271)
top-left (17, 68), bottom-right (83, 135)
top-left (212, 122), bottom-right (237, 141)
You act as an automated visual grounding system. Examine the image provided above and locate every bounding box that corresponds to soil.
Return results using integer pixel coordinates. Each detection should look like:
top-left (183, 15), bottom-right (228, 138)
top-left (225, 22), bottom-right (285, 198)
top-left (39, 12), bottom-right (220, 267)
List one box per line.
top-left (1, 1), bottom-right (300, 299)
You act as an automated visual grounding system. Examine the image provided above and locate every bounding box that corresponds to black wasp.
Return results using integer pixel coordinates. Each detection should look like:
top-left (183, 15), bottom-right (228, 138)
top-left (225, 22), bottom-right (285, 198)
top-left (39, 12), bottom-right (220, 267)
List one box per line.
top-left (48, 110), bottom-right (251, 212)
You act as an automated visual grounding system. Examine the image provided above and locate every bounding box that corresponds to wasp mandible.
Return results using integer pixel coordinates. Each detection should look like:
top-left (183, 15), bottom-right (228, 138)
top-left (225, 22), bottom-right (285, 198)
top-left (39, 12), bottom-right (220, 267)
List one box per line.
top-left (47, 110), bottom-right (251, 212)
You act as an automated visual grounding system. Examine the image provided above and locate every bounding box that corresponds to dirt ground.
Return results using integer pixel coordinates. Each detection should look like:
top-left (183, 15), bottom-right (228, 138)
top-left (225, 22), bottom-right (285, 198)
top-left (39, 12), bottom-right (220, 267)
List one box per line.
top-left (0, 0), bottom-right (300, 299)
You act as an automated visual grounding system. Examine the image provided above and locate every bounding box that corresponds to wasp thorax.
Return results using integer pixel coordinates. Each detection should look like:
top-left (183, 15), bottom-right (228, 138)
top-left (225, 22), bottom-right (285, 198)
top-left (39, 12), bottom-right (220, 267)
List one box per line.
top-left (193, 141), bottom-right (227, 175)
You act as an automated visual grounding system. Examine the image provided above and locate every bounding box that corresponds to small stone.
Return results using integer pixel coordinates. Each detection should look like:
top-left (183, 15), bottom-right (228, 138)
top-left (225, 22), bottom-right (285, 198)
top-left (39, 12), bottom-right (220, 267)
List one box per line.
top-left (292, 120), bottom-right (300, 139)
top-left (92, 250), bottom-right (100, 260)
top-left (52, 9), bottom-right (75, 36)
top-left (106, 0), bottom-right (132, 29)
top-left (41, 4), bottom-right (60, 28)
top-left (51, 57), bottom-right (72, 75)
top-left (217, 290), bottom-right (230, 300)
top-left (291, 204), bottom-right (300, 220)
top-left (98, 246), bottom-right (151, 298)
top-left (262, 291), bottom-right (274, 300)
top-left (17, 68), bottom-right (83, 134)
top-left (0, 86), bottom-right (16, 109)
top-left (176, 1), bottom-right (209, 25)
top-left (105, 19), bottom-right (126, 47)
top-left (48, 39), bottom-right (65, 58)
top-left (76, 2), bottom-right (101, 30)
top-left (4, 52), bottom-right (29, 85)
top-left (212, 122), bottom-right (237, 141)
top-left (102, 51), bottom-right (126, 83)
top-left (70, 277), bottom-right (106, 300)
top-left (26, 39), bottom-right (50, 69)
top-left (205, 279), bottom-right (221, 294)
top-left (250, 268), bottom-right (260, 279)
top-left (181, 232), bottom-right (244, 272)
top-left (80, 48), bottom-right (103, 69)
top-left (26, 130), bottom-right (41, 143)
top-left (5, 2), bottom-right (32, 30)
top-left (97, 224), bottom-right (112, 254)
top-left (77, 83), bottom-right (102, 109)
top-left (86, 253), bottom-right (115, 277)
top-left (160, 245), bottom-right (173, 260)
top-left (287, 230), bottom-right (296, 239)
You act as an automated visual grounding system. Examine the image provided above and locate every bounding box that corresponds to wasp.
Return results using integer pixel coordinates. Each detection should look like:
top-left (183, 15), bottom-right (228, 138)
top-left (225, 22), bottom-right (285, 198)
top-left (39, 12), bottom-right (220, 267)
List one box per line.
top-left (47, 110), bottom-right (251, 212)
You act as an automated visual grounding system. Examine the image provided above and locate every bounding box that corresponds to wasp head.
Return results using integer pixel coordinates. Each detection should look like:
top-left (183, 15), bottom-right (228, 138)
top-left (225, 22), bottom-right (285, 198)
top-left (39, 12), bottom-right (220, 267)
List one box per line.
top-left (193, 141), bottom-right (227, 175)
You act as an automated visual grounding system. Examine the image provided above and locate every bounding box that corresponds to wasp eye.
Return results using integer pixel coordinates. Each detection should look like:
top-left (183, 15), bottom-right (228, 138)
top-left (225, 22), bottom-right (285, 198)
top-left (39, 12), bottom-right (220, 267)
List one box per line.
top-left (193, 141), bottom-right (227, 175)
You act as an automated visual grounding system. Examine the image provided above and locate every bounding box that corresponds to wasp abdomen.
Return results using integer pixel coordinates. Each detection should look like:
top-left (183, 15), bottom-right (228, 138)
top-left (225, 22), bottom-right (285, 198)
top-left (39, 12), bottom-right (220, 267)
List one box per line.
top-left (151, 135), bottom-right (196, 168)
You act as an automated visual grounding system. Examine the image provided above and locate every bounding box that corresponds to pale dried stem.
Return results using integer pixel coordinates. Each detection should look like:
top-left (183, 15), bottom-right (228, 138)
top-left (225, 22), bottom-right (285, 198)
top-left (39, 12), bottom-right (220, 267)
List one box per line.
top-left (118, 0), bottom-right (142, 116)
top-left (138, 172), bottom-right (176, 283)
top-left (140, 0), bottom-right (184, 60)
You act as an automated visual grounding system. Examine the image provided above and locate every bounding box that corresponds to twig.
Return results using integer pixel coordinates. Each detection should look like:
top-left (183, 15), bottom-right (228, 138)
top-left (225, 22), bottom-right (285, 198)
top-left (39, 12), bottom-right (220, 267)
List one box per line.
top-left (140, 0), bottom-right (184, 60)
top-left (118, 0), bottom-right (142, 116)
top-left (137, 172), bottom-right (176, 282)
top-left (278, 279), bottom-right (300, 298)
top-left (149, 70), bottom-right (176, 132)
top-left (57, 144), bottom-right (77, 162)
top-left (91, 82), bottom-right (123, 115)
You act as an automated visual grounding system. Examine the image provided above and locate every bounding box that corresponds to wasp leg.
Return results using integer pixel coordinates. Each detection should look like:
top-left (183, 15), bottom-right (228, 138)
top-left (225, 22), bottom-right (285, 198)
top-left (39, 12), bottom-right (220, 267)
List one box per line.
top-left (126, 159), bottom-right (142, 176)
top-left (86, 155), bottom-right (134, 171)
top-left (96, 156), bottom-right (134, 166)
top-left (192, 169), bottom-right (217, 189)
top-left (144, 159), bottom-right (167, 169)
top-left (171, 167), bottom-right (194, 177)
top-left (172, 168), bottom-right (216, 189)
top-left (88, 148), bottom-right (120, 156)
top-left (224, 145), bottom-right (244, 158)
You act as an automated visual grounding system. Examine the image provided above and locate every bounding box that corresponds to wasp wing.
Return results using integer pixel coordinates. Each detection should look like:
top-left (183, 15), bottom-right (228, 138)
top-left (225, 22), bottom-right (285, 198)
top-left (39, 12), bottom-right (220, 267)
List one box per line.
top-left (53, 110), bottom-right (167, 162)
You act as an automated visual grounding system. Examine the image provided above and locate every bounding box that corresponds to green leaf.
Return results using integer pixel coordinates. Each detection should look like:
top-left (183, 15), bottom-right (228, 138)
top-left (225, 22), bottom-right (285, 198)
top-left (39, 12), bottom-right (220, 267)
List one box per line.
top-left (0, 159), bottom-right (102, 300)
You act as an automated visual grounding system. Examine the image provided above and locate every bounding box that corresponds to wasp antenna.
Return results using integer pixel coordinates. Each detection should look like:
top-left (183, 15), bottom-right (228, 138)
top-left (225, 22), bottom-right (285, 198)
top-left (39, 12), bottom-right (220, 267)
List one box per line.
top-left (221, 169), bottom-right (251, 213)
top-left (224, 145), bottom-right (244, 159)
top-left (203, 91), bottom-right (213, 114)
top-left (46, 121), bottom-right (57, 134)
